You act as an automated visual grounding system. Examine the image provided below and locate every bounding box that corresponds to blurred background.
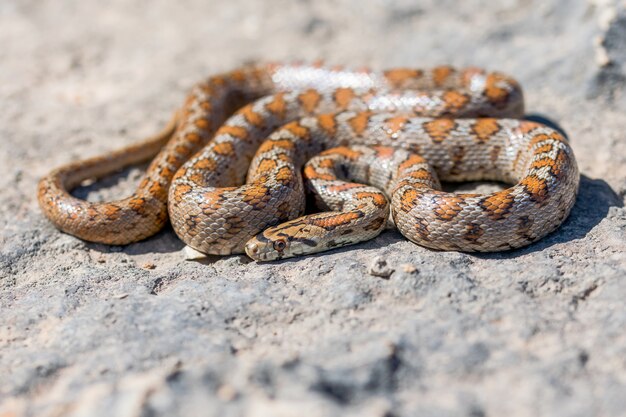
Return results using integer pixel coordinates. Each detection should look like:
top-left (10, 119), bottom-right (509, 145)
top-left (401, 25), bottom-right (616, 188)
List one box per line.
top-left (1, 1), bottom-right (625, 416)
top-left (2, 0), bottom-right (625, 183)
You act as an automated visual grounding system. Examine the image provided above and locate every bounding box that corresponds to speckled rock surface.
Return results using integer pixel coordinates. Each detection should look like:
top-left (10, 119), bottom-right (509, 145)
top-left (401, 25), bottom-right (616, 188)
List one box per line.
top-left (1, 1), bottom-right (625, 416)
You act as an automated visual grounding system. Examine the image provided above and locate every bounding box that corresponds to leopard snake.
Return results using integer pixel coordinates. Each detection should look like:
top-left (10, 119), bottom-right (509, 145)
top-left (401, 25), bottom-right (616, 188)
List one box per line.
top-left (38, 62), bottom-right (579, 261)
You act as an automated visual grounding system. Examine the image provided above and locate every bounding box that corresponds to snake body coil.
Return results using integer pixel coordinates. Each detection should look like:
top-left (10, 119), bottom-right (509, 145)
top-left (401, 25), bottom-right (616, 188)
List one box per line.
top-left (37, 63), bottom-right (579, 260)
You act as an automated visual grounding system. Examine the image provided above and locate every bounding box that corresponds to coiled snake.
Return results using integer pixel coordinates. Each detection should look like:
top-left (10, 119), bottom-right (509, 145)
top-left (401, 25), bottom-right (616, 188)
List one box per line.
top-left (38, 63), bottom-right (579, 261)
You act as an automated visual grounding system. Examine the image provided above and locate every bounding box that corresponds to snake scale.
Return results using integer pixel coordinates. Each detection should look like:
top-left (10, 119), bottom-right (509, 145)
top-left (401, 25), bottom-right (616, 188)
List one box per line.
top-left (38, 62), bottom-right (579, 261)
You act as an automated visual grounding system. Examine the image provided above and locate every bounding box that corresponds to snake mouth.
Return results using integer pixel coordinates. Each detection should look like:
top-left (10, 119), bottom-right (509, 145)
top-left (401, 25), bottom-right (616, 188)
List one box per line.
top-left (244, 239), bottom-right (278, 262)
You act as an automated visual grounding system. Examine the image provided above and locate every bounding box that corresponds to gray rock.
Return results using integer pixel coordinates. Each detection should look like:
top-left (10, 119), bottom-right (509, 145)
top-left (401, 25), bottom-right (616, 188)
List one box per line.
top-left (1, 0), bottom-right (625, 416)
top-left (588, 6), bottom-right (626, 105)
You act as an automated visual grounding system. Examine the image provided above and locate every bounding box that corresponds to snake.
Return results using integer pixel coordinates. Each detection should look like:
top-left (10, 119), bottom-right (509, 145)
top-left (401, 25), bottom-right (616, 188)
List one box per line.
top-left (37, 62), bottom-right (579, 261)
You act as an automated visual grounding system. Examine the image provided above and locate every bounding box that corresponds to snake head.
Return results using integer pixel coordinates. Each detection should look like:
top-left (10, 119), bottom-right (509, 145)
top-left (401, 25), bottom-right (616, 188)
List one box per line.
top-left (244, 219), bottom-right (318, 262)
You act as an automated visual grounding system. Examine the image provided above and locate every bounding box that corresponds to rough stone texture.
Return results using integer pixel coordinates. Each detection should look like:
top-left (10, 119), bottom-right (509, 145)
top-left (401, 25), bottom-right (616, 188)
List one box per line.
top-left (1, 1), bottom-right (625, 416)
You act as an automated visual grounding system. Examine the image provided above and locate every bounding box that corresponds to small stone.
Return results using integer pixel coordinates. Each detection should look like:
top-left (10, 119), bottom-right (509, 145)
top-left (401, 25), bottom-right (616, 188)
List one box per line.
top-left (142, 262), bottom-right (156, 270)
top-left (113, 293), bottom-right (128, 299)
top-left (183, 245), bottom-right (208, 260)
top-left (369, 256), bottom-right (394, 278)
top-left (401, 263), bottom-right (418, 274)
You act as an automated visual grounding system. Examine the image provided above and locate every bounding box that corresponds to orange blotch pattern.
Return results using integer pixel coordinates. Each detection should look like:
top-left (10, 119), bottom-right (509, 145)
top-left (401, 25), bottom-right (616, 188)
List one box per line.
top-left (433, 66), bottom-right (454, 87)
top-left (304, 165), bottom-right (335, 181)
top-left (258, 139), bottom-right (295, 154)
top-left (326, 147), bottom-right (362, 160)
top-left (257, 158), bottom-right (278, 174)
top-left (384, 116), bottom-right (409, 137)
top-left (241, 184), bottom-right (271, 205)
top-left (192, 157), bottom-right (217, 171)
top-left (298, 89), bottom-right (322, 114)
top-left (518, 121), bottom-right (544, 135)
top-left (285, 122), bottom-right (310, 139)
top-left (194, 118), bottom-right (210, 130)
top-left (274, 166), bottom-right (294, 185)
top-left (534, 143), bottom-right (554, 154)
top-left (348, 111), bottom-right (373, 136)
top-left (485, 74), bottom-right (511, 107)
top-left (128, 197), bottom-right (147, 215)
top-left (520, 176), bottom-right (549, 204)
top-left (265, 93), bottom-right (287, 119)
top-left (101, 205), bottom-right (122, 220)
top-left (242, 106), bottom-right (265, 127)
top-left (471, 119), bottom-right (500, 143)
top-left (424, 119), bottom-right (456, 143)
top-left (148, 182), bottom-right (168, 200)
top-left (355, 191), bottom-right (388, 208)
top-left (442, 91), bottom-right (470, 113)
top-left (174, 144), bottom-right (193, 159)
top-left (398, 154), bottom-right (427, 172)
top-left (218, 125), bottom-right (249, 140)
top-left (325, 183), bottom-right (362, 193)
top-left (334, 88), bottom-right (356, 110)
top-left (383, 68), bottom-right (424, 87)
top-left (433, 194), bottom-right (464, 221)
top-left (464, 223), bottom-right (484, 243)
top-left (213, 142), bottom-right (235, 156)
top-left (480, 190), bottom-right (515, 220)
top-left (373, 146), bottom-right (395, 159)
top-left (185, 132), bottom-right (204, 146)
top-left (318, 158), bottom-right (335, 169)
top-left (399, 188), bottom-right (419, 213)
top-left (310, 212), bottom-right (362, 229)
top-left (318, 114), bottom-right (337, 136)
top-left (172, 184), bottom-right (193, 203)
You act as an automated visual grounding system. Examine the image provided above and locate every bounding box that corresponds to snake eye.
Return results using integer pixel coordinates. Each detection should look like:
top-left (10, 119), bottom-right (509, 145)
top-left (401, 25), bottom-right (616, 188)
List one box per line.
top-left (273, 239), bottom-right (287, 252)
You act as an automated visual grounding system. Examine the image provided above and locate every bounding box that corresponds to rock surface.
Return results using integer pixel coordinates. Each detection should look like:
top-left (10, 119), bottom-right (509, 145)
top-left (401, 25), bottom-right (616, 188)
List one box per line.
top-left (1, 1), bottom-right (625, 416)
